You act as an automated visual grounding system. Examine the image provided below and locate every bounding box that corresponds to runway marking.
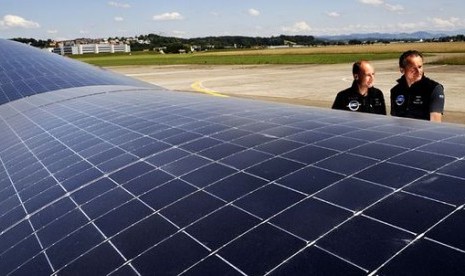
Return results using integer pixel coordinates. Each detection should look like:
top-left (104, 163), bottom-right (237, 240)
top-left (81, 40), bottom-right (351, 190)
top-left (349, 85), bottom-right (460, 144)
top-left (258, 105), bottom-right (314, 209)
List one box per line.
top-left (191, 81), bottom-right (229, 97)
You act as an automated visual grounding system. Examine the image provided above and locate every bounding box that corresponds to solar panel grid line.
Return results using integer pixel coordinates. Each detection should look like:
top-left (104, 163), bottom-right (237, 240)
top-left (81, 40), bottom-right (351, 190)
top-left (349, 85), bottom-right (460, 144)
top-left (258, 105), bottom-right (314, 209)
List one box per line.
top-left (0, 71), bottom-right (13, 84)
top-left (0, 186), bottom-right (14, 208)
top-left (105, 151), bottom-right (237, 224)
top-left (163, 168), bottom-right (340, 272)
top-left (0, 107), bottom-right (157, 274)
top-left (52, 198), bottom-right (157, 271)
top-left (1, 83), bottom-right (21, 102)
top-left (183, 225), bottom-right (298, 275)
top-left (272, 166), bottom-right (459, 272)
top-left (0, 130), bottom-right (56, 273)
top-left (177, 162), bottom-right (367, 272)
top-left (313, 173), bottom-right (393, 202)
top-left (320, 243), bottom-right (372, 273)
top-left (186, 218), bottom-right (295, 274)
top-left (31, 141), bottom-right (68, 162)
top-left (0, 219), bottom-right (32, 255)
top-left (34, 178), bottom-right (164, 275)
top-left (2, 147), bottom-right (33, 171)
top-left (438, 160), bottom-right (465, 180)
top-left (400, 188), bottom-right (459, 208)
top-left (216, 197), bottom-right (354, 274)
top-left (420, 142), bottom-right (465, 159)
top-left (348, 146), bottom-right (448, 173)
top-left (368, 204), bottom-right (465, 275)
top-left (18, 177), bottom-right (57, 205)
top-left (188, 253), bottom-right (248, 276)
top-left (14, 79), bottom-right (36, 98)
top-left (56, 96), bottom-right (168, 132)
top-left (0, 89), bottom-right (10, 106)
top-left (390, 151), bottom-right (457, 174)
top-left (43, 227), bottom-right (124, 275)
top-left (362, 212), bottom-right (420, 237)
top-left (269, 206), bottom-right (342, 241)
top-left (1, 153), bottom-right (46, 190)
top-left (101, 194), bottom-right (226, 273)
top-left (30, 103), bottom-right (152, 161)
top-left (47, 97), bottom-right (260, 177)
top-left (424, 230), bottom-right (465, 254)
top-left (321, 169), bottom-right (459, 230)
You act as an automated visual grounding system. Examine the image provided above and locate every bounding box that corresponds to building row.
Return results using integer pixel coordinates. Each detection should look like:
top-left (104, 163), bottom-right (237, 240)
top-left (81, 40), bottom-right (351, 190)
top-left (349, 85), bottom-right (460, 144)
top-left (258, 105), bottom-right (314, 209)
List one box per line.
top-left (53, 42), bottom-right (130, 55)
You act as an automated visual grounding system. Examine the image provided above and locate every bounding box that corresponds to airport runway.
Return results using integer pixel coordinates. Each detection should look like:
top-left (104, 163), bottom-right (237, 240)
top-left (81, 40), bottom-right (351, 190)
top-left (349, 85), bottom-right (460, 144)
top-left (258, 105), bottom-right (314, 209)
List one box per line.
top-left (107, 60), bottom-right (465, 124)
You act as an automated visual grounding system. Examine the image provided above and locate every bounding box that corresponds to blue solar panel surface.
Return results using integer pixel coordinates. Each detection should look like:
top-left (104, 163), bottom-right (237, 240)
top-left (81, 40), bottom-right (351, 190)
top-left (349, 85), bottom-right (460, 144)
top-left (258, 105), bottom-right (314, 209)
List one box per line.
top-left (0, 38), bottom-right (465, 275)
top-left (0, 39), bottom-right (153, 105)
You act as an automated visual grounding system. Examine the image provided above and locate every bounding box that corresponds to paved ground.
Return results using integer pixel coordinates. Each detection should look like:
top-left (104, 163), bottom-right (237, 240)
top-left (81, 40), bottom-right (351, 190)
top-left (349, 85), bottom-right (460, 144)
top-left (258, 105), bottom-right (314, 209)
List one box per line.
top-left (107, 60), bottom-right (465, 125)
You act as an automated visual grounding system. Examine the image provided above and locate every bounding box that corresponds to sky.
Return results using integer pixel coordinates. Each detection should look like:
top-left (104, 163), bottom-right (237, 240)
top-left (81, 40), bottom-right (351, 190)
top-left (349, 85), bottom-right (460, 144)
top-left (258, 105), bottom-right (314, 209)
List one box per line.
top-left (1, 0), bottom-right (465, 40)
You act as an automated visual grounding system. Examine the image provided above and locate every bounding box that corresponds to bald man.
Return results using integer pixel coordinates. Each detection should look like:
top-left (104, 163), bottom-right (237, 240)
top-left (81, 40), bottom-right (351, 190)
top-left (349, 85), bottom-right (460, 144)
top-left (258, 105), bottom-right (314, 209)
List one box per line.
top-left (332, 60), bottom-right (386, 115)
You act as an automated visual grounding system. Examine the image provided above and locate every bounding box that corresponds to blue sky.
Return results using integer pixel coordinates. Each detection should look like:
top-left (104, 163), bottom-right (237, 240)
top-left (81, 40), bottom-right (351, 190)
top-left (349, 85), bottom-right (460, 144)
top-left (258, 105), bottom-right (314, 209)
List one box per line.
top-left (1, 0), bottom-right (465, 40)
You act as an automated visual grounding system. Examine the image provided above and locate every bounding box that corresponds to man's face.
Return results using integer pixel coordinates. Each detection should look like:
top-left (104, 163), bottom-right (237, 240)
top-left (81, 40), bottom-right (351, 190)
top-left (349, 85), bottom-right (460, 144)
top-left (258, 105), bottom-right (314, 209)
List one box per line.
top-left (356, 63), bottom-right (375, 89)
top-left (402, 55), bottom-right (424, 85)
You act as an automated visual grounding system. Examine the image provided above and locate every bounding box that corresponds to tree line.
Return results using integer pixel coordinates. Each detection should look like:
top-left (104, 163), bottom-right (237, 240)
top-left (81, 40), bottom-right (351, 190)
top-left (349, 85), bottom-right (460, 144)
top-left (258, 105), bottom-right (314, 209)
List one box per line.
top-left (130, 34), bottom-right (323, 52)
top-left (10, 34), bottom-right (465, 54)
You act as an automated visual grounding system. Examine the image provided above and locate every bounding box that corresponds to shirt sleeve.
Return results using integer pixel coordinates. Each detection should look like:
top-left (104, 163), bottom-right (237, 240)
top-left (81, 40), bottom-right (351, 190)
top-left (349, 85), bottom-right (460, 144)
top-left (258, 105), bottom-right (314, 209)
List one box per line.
top-left (389, 88), bottom-right (397, 116)
top-left (378, 90), bottom-right (387, 115)
top-left (430, 84), bottom-right (445, 113)
top-left (332, 93), bottom-right (344, 110)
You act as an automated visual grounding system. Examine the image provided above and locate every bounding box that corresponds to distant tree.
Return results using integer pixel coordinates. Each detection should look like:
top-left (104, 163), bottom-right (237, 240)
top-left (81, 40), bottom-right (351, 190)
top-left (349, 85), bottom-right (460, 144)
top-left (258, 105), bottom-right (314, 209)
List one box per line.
top-left (348, 39), bottom-right (362, 45)
top-left (165, 43), bottom-right (190, 54)
top-left (11, 38), bottom-right (50, 48)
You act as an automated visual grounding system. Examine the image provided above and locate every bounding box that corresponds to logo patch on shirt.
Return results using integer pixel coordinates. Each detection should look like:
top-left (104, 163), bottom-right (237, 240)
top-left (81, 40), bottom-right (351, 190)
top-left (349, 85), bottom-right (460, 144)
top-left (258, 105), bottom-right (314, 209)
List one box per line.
top-left (395, 95), bottom-right (405, 106)
top-left (348, 100), bottom-right (360, 111)
top-left (413, 95), bottom-right (423, 105)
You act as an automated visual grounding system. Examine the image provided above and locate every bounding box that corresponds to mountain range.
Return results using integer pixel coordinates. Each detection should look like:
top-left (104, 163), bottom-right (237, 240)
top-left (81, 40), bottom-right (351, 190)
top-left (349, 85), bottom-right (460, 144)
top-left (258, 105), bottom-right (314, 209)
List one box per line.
top-left (318, 30), bottom-right (465, 41)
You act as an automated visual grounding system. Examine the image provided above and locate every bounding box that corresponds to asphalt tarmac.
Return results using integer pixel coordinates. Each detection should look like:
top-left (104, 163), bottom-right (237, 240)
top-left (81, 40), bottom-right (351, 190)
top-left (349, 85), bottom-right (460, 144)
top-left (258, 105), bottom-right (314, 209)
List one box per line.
top-left (107, 60), bottom-right (465, 125)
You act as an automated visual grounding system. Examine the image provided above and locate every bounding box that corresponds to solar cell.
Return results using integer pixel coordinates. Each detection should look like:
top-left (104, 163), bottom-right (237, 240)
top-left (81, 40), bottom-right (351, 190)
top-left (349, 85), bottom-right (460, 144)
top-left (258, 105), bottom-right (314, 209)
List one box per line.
top-left (1, 38), bottom-right (465, 275)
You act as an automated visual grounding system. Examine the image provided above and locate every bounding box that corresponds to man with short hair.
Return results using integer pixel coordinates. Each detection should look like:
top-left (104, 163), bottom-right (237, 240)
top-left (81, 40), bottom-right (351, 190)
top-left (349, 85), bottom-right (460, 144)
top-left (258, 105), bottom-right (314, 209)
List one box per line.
top-left (390, 50), bottom-right (445, 122)
top-left (332, 60), bottom-right (386, 115)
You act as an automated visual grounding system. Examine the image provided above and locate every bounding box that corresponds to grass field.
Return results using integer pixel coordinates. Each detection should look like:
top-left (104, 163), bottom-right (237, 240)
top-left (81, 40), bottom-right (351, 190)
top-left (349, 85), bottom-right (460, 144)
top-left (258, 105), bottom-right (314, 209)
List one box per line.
top-left (73, 42), bottom-right (465, 66)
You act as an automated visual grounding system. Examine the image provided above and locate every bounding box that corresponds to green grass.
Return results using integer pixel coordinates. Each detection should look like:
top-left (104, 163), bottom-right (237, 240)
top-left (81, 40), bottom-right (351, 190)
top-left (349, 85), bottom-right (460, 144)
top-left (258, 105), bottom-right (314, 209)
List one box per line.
top-left (71, 41), bottom-right (465, 66)
top-left (73, 52), bottom-right (400, 66)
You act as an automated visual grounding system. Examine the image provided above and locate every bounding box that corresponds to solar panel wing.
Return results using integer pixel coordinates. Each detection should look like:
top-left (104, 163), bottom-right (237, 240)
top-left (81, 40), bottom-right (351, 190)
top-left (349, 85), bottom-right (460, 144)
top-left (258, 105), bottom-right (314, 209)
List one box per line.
top-left (0, 38), bottom-right (465, 275)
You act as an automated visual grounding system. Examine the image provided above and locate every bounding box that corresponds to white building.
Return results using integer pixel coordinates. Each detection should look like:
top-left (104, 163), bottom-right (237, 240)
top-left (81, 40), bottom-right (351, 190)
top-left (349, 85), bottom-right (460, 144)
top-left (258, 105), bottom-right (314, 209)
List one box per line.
top-left (53, 43), bottom-right (131, 55)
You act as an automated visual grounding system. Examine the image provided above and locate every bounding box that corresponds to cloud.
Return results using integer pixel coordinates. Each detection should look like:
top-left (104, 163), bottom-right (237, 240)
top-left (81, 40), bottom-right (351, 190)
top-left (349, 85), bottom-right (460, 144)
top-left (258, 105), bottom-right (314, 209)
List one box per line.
top-left (326, 11), bottom-right (341, 18)
top-left (358, 0), bottom-right (384, 6)
top-left (114, 16), bottom-right (124, 22)
top-left (281, 21), bottom-right (312, 33)
top-left (248, 8), bottom-right (260, 16)
top-left (359, 0), bottom-right (404, 13)
top-left (396, 21), bottom-right (427, 30)
top-left (47, 29), bottom-right (58, 34)
top-left (384, 3), bottom-right (404, 12)
top-left (431, 17), bottom-right (460, 28)
top-left (108, 1), bottom-right (131, 8)
top-left (358, 0), bottom-right (405, 13)
top-left (0, 14), bottom-right (40, 29)
top-left (153, 12), bottom-right (184, 21)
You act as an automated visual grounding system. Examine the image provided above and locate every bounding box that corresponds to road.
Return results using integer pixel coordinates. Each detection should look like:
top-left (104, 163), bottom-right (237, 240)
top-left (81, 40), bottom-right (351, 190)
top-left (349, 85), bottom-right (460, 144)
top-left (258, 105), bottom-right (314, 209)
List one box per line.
top-left (107, 60), bottom-right (465, 125)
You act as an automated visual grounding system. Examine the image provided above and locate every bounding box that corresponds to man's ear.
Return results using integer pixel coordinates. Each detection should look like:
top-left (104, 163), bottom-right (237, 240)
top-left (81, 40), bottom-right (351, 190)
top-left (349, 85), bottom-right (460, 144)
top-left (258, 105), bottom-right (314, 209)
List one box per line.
top-left (400, 68), bottom-right (405, 74)
top-left (354, 74), bottom-right (359, 80)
